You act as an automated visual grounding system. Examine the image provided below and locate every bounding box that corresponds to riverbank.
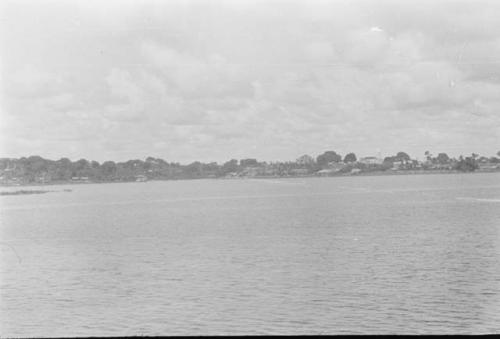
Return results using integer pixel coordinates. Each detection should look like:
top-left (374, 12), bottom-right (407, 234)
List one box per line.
top-left (0, 188), bottom-right (73, 195)
top-left (1, 168), bottom-right (499, 188)
top-left (0, 190), bottom-right (51, 195)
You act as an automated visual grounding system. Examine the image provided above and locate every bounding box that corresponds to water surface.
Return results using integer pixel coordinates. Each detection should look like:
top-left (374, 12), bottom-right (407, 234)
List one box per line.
top-left (1, 173), bottom-right (500, 336)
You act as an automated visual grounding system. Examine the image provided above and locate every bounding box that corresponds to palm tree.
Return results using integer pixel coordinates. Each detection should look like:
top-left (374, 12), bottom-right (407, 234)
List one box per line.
top-left (424, 151), bottom-right (432, 162)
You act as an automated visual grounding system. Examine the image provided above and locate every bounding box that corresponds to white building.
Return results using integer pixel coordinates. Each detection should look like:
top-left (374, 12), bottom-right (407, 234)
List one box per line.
top-left (359, 156), bottom-right (383, 165)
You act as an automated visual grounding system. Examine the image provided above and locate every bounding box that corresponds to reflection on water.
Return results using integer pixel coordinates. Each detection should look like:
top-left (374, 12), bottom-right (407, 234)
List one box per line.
top-left (1, 173), bottom-right (500, 336)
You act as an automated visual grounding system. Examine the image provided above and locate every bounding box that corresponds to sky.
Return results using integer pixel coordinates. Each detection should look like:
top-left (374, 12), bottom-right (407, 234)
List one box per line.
top-left (1, 0), bottom-right (499, 163)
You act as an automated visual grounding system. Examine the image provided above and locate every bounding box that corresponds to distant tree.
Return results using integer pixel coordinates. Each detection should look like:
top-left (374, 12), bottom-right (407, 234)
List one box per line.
top-left (26, 155), bottom-right (48, 172)
top-left (296, 154), bottom-right (314, 165)
top-left (185, 161), bottom-right (204, 177)
top-left (72, 158), bottom-right (93, 177)
top-left (396, 152), bottom-right (411, 161)
top-left (54, 157), bottom-right (73, 180)
top-left (497, 151), bottom-right (500, 157)
top-left (18, 155), bottom-right (49, 182)
top-left (436, 153), bottom-right (450, 164)
top-left (5, 148), bottom-right (498, 184)
top-left (425, 151), bottom-right (432, 161)
top-left (0, 159), bottom-right (9, 171)
top-left (240, 158), bottom-right (258, 167)
top-left (383, 156), bottom-right (397, 164)
top-left (454, 156), bottom-right (478, 172)
top-left (123, 159), bottom-right (144, 170)
top-left (380, 161), bottom-right (394, 171)
top-left (58, 158), bottom-right (72, 165)
top-left (203, 162), bottom-right (220, 176)
top-left (88, 161), bottom-right (100, 178)
top-left (74, 158), bottom-right (89, 168)
top-left (316, 151), bottom-right (342, 168)
top-left (222, 159), bottom-right (239, 174)
top-left (101, 161), bottom-right (117, 179)
top-left (343, 153), bottom-right (357, 163)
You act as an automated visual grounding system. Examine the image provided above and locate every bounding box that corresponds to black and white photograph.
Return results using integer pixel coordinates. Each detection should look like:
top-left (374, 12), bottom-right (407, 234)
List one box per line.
top-left (1, 0), bottom-right (499, 336)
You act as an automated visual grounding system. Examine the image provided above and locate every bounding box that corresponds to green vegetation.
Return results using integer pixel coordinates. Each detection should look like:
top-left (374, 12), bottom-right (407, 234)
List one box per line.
top-left (1, 150), bottom-right (499, 185)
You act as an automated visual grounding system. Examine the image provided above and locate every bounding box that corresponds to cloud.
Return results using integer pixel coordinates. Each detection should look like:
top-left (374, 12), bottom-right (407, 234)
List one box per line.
top-left (1, 0), bottom-right (500, 162)
top-left (140, 41), bottom-right (253, 99)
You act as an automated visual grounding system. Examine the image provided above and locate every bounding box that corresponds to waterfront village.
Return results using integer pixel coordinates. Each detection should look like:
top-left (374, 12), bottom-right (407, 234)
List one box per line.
top-left (1, 150), bottom-right (499, 186)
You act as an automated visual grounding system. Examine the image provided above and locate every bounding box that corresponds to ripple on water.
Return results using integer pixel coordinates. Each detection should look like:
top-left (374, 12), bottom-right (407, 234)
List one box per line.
top-left (1, 174), bottom-right (500, 336)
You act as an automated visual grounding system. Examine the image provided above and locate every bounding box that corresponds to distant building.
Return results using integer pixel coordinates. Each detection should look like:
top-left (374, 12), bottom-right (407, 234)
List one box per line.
top-left (391, 160), bottom-right (404, 170)
top-left (425, 163), bottom-right (452, 170)
top-left (241, 167), bottom-right (260, 177)
top-left (225, 172), bottom-right (239, 178)
top-left (71, 176), bottom-right (90, 182)
top-left (36, 174), bottom-right (52, 183)
top-left (135, 175), bottom-right (148, 182)
top-left (316, 169), bottom-right (336, 176)
top-left (327, 162), bottom-right (346, 172)
top-left (359, 157), bottom-right (383, 165)
top-left (478, 163), bottom-right (500, 171)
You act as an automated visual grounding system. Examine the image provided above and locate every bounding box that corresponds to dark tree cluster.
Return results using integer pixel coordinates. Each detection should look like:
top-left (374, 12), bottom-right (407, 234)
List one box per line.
top-left (453, 155), bottom-right (479, 172)
top-left (1, 149), bottom-right (498, 184)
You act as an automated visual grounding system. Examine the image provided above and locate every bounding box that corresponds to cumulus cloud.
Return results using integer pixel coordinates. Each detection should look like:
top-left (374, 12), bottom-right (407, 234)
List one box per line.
top-left (1, 0), bottom-right (499, 162)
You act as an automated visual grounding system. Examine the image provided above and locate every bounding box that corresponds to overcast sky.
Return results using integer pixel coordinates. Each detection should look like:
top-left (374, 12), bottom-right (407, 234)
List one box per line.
top-left (1, 0), bottom-right (499, 163)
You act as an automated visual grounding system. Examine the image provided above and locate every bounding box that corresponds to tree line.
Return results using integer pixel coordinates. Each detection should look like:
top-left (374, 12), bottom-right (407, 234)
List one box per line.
top-left (1, 150), bottom-right (499, 184)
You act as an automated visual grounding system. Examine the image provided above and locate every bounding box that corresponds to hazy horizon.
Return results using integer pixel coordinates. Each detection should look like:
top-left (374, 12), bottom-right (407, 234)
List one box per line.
top-left (1, 0), bottom-right (500, 163)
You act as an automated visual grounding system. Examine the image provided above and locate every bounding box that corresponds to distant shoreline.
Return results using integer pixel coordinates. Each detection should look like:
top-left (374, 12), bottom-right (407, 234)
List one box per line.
top-left (1, 169), bottom-right (498, 188)
top-left (3, 153), bottom-right (498, 187)
top-left (0, 189), bottom-right (51, 195)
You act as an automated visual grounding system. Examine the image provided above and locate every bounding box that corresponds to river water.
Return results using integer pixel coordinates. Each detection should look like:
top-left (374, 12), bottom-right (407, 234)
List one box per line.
top-left (1, 173), bottom-right (499, 336)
